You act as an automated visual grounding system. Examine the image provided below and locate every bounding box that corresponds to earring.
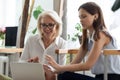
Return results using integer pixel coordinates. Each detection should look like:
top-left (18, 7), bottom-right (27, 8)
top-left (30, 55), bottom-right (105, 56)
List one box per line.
top-left (94, 17), bottom-right (96, 20)
top-left (94, 18), bottom-right (97, 21)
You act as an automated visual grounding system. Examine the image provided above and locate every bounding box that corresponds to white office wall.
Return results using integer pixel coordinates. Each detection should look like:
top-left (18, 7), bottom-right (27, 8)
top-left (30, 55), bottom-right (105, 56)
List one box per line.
top-left (0, 0), bottom-right (22, 27)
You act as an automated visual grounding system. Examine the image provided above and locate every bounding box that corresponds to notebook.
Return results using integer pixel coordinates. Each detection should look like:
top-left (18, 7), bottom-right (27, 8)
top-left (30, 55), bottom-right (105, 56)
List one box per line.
top-left (10, 62), bottom-right (45, 80)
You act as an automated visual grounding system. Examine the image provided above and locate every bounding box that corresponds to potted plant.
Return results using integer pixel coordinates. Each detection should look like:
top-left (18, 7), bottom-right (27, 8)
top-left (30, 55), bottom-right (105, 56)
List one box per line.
top-left (0, 27), bottom-right (6, 46)
top-left (67, 23), bottom-right (82, 44)
top-left (32, 5), bottom-right (44, 34)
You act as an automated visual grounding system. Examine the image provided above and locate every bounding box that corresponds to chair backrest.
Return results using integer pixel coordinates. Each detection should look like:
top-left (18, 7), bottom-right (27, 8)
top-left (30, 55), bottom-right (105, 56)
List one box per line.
top-left (55, 49), bottom-right (79, 63)
top-left (103, 49), bottom-right (120, 80)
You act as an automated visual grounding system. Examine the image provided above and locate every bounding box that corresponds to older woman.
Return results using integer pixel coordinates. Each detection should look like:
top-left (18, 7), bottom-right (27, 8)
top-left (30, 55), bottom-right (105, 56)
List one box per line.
top-left (20, 10), bottom-right (66, 80)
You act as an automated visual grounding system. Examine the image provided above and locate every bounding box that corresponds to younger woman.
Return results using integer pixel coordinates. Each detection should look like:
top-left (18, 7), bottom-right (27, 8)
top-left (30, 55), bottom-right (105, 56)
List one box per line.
top-left (46, 2), bottom-right (120, 80)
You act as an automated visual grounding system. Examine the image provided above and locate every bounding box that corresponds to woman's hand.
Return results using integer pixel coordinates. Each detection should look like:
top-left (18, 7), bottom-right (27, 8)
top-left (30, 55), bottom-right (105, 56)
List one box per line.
top-left (27, 56), bottom-right (39, 63)
top-left (46, 55), bottom-right (61, 73)
top-left (43, 64), bottom-right (56, 80)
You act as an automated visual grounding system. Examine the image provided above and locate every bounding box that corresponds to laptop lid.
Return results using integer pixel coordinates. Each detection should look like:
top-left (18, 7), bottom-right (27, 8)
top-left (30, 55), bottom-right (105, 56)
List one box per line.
top-left (10, 62), bottom-right (45, 80)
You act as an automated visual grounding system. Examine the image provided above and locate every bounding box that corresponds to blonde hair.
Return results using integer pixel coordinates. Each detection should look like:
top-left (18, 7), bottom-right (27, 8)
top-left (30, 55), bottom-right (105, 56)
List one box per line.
top-left (37, 10), bottom-right (62, 37)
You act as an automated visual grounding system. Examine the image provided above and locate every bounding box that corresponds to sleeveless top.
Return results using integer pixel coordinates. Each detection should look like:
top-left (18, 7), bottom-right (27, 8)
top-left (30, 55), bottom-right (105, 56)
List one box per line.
top-left (87, 31), bottom-right (120, 74)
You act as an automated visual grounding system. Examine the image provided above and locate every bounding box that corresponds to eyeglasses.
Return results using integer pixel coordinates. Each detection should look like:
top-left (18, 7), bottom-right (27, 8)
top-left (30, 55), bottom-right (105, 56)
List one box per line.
top-left (40, 23), bottom-right (56, 29)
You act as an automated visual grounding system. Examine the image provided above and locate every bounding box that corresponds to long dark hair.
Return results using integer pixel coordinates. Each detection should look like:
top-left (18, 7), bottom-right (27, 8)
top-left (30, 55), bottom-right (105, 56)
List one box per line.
top-left (78, 2), bottom-right (112, 50)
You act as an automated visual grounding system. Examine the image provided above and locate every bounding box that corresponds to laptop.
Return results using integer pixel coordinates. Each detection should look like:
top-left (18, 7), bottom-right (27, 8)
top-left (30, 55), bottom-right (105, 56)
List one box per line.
top-left (10, 62), bottom-right (45, 80)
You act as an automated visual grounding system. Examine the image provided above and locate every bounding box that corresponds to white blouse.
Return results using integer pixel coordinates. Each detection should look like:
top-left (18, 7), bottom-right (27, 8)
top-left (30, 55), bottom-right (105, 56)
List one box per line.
top-left (20, 34), bottom-right (66, 65)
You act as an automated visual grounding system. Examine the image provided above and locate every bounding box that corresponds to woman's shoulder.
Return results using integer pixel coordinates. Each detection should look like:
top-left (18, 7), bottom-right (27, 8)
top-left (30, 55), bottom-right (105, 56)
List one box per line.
top-left (57, 36), bottom-right (66, 43)
top-left (28, 34), bottom-right (39, 39)
top-left (56, 36), bottom-right (67, 48)
top-left (99, 29), bottom-right (111, 38)
top-left (99, 30), bottom-right (116, 46)
top-left (26, 34), bottom-right (40, 42)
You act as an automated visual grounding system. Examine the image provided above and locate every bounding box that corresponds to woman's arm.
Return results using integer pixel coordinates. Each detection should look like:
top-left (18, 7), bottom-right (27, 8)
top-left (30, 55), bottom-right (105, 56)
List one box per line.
top-left (20, 39), bottom-right (30, 61)
top-left (71, 46), bottom-right (87, 64)
top-left (46, 32), bottom-right (110, 73)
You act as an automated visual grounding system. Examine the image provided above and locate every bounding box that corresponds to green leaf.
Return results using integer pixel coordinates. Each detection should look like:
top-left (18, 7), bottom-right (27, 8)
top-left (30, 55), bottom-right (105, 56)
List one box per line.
top-left (33, 10), bottom-right (40, 19)
top-left (75, 23), bottom-right (81, 31)
top-left (67, 23), bottom-right (82, 42)
top-left (33, 5), bottom-right (44, 19)
top-left (74, 33), bottom-right (79, 37)
top-left (36, 5), bottom-right (43, 11)
top-left (32, 28), bottom-right (37, 34)
top-left (32, 5), bottom-right (44, 34)
top-left (72, 37), bottom-right (77, 41)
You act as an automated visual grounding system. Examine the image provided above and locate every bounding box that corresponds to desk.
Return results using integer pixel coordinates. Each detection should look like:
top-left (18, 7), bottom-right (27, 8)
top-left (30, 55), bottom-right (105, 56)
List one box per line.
top-left (0, 48), bottom-right (23, 76)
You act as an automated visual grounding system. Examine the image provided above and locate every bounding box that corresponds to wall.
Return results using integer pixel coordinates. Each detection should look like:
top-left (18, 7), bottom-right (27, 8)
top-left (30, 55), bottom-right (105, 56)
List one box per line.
top-left (0, 0), bottom-right (23, 26)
